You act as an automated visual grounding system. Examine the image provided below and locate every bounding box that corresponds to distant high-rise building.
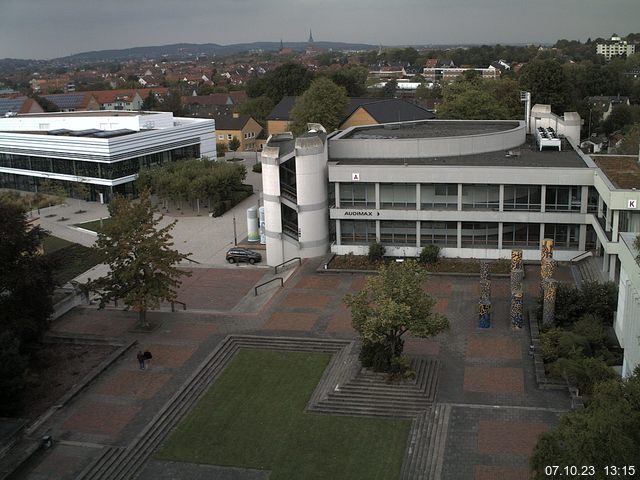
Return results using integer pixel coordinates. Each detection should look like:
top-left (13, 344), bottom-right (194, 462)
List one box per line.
top-left (596, 34), bottom-right (636, 60)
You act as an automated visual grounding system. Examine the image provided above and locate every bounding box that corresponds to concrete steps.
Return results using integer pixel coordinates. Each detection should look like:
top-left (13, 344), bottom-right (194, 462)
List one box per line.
top-left (308, 358), bottom-right (439, 419)
top-left (400, 403), bottom-right (452, 480)
top-left (574, 256), bottom-right (606, 287)
top-left (75, 335), bottom-right (351, 480)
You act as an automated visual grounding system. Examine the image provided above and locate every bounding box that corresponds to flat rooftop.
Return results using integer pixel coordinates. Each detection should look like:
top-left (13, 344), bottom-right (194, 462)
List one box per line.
top-left (342, 120), bottom-right (520, 140)
top-left (331, 136), bottom-right (588, 169)
top-left (592, 155), bottom-right (640, 189)
top-left (15, 111), bottom-right (153, 118)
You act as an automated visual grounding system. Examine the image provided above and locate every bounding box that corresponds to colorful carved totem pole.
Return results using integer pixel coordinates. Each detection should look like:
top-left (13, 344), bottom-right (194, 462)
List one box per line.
top-left (542, 278), bottom-right (558, 325)
top-left (479, 261), bottom-right (491, 328)
top-left (510, 249), bottom-right (524, 329)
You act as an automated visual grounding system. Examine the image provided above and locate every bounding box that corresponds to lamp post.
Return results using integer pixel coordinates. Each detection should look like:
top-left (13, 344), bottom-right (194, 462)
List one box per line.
top-left (233, 214), bottom-right (237, 246)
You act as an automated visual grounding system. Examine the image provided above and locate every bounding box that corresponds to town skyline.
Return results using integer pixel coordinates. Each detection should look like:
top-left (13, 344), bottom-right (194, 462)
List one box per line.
top-left (1, 0), bottom-right (638, 60)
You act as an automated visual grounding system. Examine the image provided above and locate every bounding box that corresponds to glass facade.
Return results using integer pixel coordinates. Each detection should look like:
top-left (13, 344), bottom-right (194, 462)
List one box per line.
top-left (545, 186), bottom-right (581, 211)
top-left (503, 185), bottom-right (542, 211)
top-left (380, 221), bottom-right (416, 245)
top-left (421, 184), bottom-right (457, 210)
top-left (420, 221), bottom-right (457, 247)
top-left (502, 223), bottom-right (540, 247)
top-left (461, 222), bottom-right (499, 247)
top-left (340, 220), bottom-right (376, 244)
top-left (380, 183), bottom-right (416, 209)
top-left (544, 224), bottom-right (580, 248)
top-left (339, 183), bottom-right (375, 208)
top-left (462, 185), bottom-right (500, 210)
top-left (0, 144), bottom-right (200, 181)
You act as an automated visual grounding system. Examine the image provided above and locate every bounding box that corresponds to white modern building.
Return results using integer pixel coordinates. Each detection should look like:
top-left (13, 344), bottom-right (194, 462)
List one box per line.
top-left (596, 35), bottom-right (636, 60)
top-left (260, 106), bottom-right (640, 280)
top-left (0, 111), bottom-right (215, 202)
top-left (615, 233), bottom-right (640, 377)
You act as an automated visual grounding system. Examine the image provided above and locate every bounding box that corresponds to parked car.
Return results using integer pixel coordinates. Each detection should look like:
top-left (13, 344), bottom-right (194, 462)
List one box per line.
top-left (226, 247), bottom-right (262, 264)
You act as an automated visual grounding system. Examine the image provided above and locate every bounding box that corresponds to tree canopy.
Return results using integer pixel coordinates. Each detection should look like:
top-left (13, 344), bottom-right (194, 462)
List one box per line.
top-left (89, 192), bottom-right (190, 327)
top-left (437, 76), bottom-right (522, 120)
top-left (289, 77), bottom-right (348, 134)
top-left (246, 62), bottom-right (314, 104)
top-left (518, 59), bottom-right (570, 113)
top-left (0, 202), bottom-right (54, 416)
top-left (237, 95), bottom-right (274, 128)
top-left (530, 367), bottom-right (640, 478)
top-left (344, 260), bottom-right (449, 369)
top-left (137, 158), bottom-right (249, 216)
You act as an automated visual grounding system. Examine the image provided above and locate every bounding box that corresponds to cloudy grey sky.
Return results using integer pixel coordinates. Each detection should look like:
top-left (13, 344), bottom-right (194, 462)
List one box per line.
top-left (0, 0), bottom-right (637, 59)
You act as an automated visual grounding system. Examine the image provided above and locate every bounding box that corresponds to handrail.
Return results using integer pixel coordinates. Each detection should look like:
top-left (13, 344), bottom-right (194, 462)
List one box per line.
top-left (274, 257), bottom-right (302, 274)
top-left (569, 251), bottom-right (593, 264)
top-left (171, 300), bottom-right (187, 312)
top-left (182, 256), bottom-right (201, 264)
top-left (254, 277), bottom-right (283, 296)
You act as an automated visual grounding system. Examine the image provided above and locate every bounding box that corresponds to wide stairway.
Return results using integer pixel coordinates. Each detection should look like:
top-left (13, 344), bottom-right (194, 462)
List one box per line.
top-left (572, 255), bottom-right (607, 286)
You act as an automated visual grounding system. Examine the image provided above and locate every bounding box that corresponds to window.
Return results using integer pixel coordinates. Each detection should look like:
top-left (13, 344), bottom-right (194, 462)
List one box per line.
top-left (74, 160), bottom-right (100, 178)
top-left (544, 224), bottom-right (579, 248)
top-left (421, 184), bottom-right (457, 210)
top-left (587, 186), bottom-right (598, 213)
top-left (380, 221), bottom-right (416, 245)
top-left (380, 183), bottom-right (416, 209)
top-left (502, 223), bottom-right (539, 247)
top-left (461, 222), bottom-right (499, 247)
top-left (218, 135), bottom-right (224, 140)
top-left (545, 186), bottom-right (581, 211)
top-left (420, 221), bottom-right (457, 247)
top-left (462, 185), bottom-right (499, 210)
top-left (227, 134), bottom-right (232, 140)
top-left (339, 183), bottom-right (375, 208)
top-left (503, 185), bottom-right (541, 211)
top-left (340, 220), bottom-right (376, 244)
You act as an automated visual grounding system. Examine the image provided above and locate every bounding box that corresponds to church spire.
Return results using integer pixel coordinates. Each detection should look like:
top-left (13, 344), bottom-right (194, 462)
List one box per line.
top-left (308, 29), bottom-right (314, 44)
top-left (279, 39), bottom-right (284, 51)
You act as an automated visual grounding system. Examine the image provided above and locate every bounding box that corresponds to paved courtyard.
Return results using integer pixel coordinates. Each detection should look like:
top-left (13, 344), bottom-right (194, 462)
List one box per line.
top-left (13, 257), bottom-right (574, 480)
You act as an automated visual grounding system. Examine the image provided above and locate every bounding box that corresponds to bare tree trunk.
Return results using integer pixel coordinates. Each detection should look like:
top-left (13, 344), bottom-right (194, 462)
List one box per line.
top-left (138, 309), bottom-right (149, 328)
top-left (197, 198), bottom-right (200, 215)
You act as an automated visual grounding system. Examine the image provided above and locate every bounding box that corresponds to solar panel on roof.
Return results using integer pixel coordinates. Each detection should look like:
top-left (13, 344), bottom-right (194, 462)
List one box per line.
top-left (68, 129), bottom-right (101, 137)
top-left (43, 93), bottom-right (85, 109)
top-left (0, 97), bottom-right (27, 115)
top-left (91, 129), bottom-right (136, 138)
top-left (48, 129), bottom-right (72, 135)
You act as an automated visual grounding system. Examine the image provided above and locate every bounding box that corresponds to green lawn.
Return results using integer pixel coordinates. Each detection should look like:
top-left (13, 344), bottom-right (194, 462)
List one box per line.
top-left (43, 235), bottom-right (104, 284)
top-left (156, 349), bottom-right (411, 480)
top-left (74, 218), bottom-right (111, 233)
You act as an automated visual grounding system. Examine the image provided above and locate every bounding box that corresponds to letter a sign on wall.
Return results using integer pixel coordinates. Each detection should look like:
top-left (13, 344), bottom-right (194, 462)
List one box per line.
top-left (352, 173), bottom-right (360, 181)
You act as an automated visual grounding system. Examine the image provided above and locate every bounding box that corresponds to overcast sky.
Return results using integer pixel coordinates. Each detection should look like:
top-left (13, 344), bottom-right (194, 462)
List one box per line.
top-left (1, 0), bottom-right (638, 60)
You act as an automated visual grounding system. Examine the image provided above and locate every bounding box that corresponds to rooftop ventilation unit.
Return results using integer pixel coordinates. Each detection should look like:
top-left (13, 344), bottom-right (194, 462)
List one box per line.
top-left (535, 126), bottom-right (561, 151)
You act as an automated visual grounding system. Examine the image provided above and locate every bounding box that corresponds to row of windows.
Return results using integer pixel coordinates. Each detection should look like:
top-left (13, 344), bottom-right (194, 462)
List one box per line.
top-left (337, 183), bottom-right (599, 213)
top-left (340, 220), bottom-right (584, 249)
top-left (0, 145), bottom-right (200, 180)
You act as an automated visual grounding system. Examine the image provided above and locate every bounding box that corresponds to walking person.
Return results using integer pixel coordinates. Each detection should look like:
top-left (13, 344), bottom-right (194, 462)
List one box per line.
top-left (143, 350), bottom-right (153, 369)
top-left (137, 350), bottom-right (145, 370)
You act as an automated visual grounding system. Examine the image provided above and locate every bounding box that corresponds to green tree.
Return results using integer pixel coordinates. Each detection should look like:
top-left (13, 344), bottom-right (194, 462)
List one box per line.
top-left (530, 367), bottom-right (640, 478)
top-left (438, 77), bottom-right (508, 120)
top-left (141, 90), bottom-right (160, 110)
top-left (246, 62), bottom-right (314, 104)
top-left (237, 95), bottom-right (274, 128)
top-left (344, 260), bottom-right (449, 370)
top-left (328, 65), bottom-right (369, 97)
top-left (216, 142), bottom-right (228, 158)
top-left (382, 79), bottom-right (397, 98)
top-left (228, 136), bottom-right (241, 156)
top-left (0, 331), bottom-right (28, 416)
top-left (289, 77), bottom-right (348, 134)
top-left (88, 192), bottom-right (191, 328)
top-left (518, 59), bottom-right (569, 113)
top-left (0, 202), bottom-right (54, 344)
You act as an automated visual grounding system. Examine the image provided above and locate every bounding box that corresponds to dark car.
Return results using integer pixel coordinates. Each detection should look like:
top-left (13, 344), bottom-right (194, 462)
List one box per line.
top-left (226, 247), bottom-right (262, 264)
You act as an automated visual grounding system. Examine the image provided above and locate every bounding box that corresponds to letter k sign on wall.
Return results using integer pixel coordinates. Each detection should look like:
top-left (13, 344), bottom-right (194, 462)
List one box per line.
top-left (629, 199), bottom-right (637, 209)
top-left (352, 173), bottom-right (360, 181)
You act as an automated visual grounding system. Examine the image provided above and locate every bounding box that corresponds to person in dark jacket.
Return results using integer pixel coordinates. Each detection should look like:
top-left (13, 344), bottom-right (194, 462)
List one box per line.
top-left (137, 351), bottom-right (145, 370)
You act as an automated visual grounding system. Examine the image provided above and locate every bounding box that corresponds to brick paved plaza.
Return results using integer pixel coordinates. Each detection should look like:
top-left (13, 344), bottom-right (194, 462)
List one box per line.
top-left (16, 259), bottom-right (573, 480)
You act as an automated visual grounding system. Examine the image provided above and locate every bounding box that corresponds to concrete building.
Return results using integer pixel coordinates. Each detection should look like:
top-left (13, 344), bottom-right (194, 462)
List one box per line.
top-left (596, 35), bottom-right (636, 60)
top-left (260, 106), bottom-right (639, 277)
top-left (614, 233), bottom-right (640, 377)
top-left (0, 111), bottom-right (215, 202)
